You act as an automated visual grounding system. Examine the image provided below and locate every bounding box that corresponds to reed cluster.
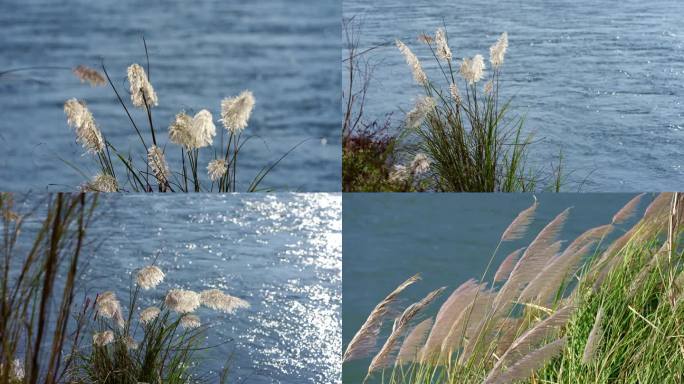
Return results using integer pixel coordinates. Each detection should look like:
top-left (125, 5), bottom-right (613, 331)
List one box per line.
top-left (65, 44), bottom-right (293, 193)
top-left (68, 264), bottom-right (249, 383)
top-left (392, 29), bottom-right (562, 192)
top-left (344, 192), bottom-right (684, 383)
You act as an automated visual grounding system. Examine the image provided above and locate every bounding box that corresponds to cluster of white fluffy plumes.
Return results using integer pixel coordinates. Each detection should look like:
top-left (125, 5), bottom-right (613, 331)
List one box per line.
top-left (489, 32), bottom-right (508, 69)
top-left (221, 90), bottom-right (255, 134)
top-left (389, 153), bottom-right (431, 184)
top-left (180, 314), bottom-right (201, 329)
top-left (405, 97), bottom-right (435, 129)
top-left (200, 289), bottom-right (250, 314)
top-left (165, 289), bottom-right (201, 313)
top-left (207, 159), bottom-right (228, 182)
top-left (96, 291), bottom-right (125, 328)
top-left (136, 265), bottom-right (165, 290)
top-left (83, 173), bottom-right (118, 192)
top-left (127, 63), bottom-right (158, 108)
top-left (64, 98), bottom-right (105, 153)
top-left (168, 110), bottom-right (216, 149)
top-left (92, 330), bottom-right (114, 346)
top-left (139, 306), bottom-right (161, 324)
top-left (435, 28), bottom-right (452, 61)
top-left (396, 39), bottom-right (428, 86)
top-left (147, 146), bottom-right (170, 189)
top-left (460, 54), bottom-right (486, 85)
top-left (449, 83), bottom-right (462, 105)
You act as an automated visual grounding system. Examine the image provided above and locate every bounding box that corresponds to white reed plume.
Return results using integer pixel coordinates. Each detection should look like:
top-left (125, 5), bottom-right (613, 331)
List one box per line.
top-left (460, 54), bottom-right (485, 85)
top-left (435, 28), bottom-right (452, 61)
top-left (207, 159), bottom-right (228, 182)
top-left (489, 32), bottom-right (509, 69)
top-left (501, 199), bottom-right (538, 241)
top-left (396, 39), bottom-right (428, 86)
top-left (493, 247), bottom-right (525, 283)
top-left (136, 265), bottom-right (165, 290)
top-left (140, 306), bottom-right (161, 324)
top-left (147, 146), bottom-right (170, 190)
top-left (396, 318), bottom-right (433, 364)
top-left (406, 96), bottom-right (435, 129)
top-left (127, 63), bottom-right (158, 108)
top-left (165, 289), bottom-right (201, 313)
top-left (220, 90), bottom-right (255, 134)
top-left (83, 173), bottom-right (118, 193)
top-left (72, 65), bottom-right (105, 87)
top-left (200, 289), bottom-right (250, 313)
top-left (411, 153), bottom-right (431, 175)
top-left (180, 314), bottom-right (201, 329)
top-left (582, 307), bottom-right (604, 364)
top-left (449, 82), bottom-right (462, 105)
top-left (485, 337), bottom-right (566, 384)
top-left (612, 193), bottom-right (645, 224)
top-left (93, 331), bottom-right (114, 347)
top-left (95, 291), bottom-right (124, 327)
top-left (389, 165), bottom-right (409, 183)
top-left (344, 274), bottom-right (421, 363)
top-left (168, 110), bottom-right (216, 149)
top-left (64, 98), bottom-right (105, 153)
top-left (124, 336), bottom-right (138, 350)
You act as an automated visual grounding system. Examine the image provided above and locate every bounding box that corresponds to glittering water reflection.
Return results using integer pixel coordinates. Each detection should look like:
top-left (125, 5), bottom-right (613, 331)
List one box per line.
top-left (77, 193), bottom-right (341, 383)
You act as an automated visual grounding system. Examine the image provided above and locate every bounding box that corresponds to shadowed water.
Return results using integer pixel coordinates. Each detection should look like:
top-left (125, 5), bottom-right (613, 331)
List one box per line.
top-left (15, 193), bottom-right (341, 383)
top-left (0, 0), bottom-right (340, 192)
top-left (343, 0), bottom-right (684, 191)
top-left (342, 193), bottom-right (645, 383)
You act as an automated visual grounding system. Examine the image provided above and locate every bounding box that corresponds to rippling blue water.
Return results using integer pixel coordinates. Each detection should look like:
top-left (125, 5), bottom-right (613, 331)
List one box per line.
top-left (342, 193), bottom-right (647, 382)
top-left (343, 0), bottom-right (684, 191)
top-left (15, 193), bottom-right (341, 383)
top-left (0, 0), bottom-right (340, 192)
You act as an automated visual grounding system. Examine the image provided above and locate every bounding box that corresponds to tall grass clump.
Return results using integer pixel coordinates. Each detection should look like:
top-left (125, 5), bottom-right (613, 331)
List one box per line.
top-left (67, 263), bottom-right (249, 383)
top-left (0, 193), bottom-right (97, 384)
top-left (63, 41), bottom-right (297, 193)
top-left (392, 29), bottom-right (562, 192)
top-left (344, 193), bottom-right (684, 383)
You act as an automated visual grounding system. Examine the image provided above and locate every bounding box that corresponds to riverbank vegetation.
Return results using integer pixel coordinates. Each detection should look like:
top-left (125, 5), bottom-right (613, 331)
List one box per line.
top-left (342, 19), bottom-right (564, 192)
top-left (344, 193), bottom-right (684, 383)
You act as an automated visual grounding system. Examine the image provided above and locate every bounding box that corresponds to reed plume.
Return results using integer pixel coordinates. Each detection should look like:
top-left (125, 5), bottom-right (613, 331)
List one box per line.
top-left (396, 39), bottom-right (428, 86)
top-left (582, 307), bottom-right (604, 364)
top-left (344, 274), bottom-right (421, 363)
top-left (164, 289), bottom-right (201, 313)
top-left (92, 331), bottom-right (114, 347)
top-left (434, 28), bottom-right (452, 61)
top-left (459, 54), bottom-right (485, 84)
top-left (200, 289), bottom-right (250, 313)
top-left (612, 193), bottom-right (645, 224)
top-left (147, 146), bottom-right (171, 191)
top-left (64, 98), bottom-right (105, 154)
top-left (83, 173), bottom-right (118, 192)
top-left (484, 337), bottom-right (566, 384)
top-left (493, 248), bottom-right (525, 283)
top-left (136, 265), bottom-right (165, 290)
top-left (127, 63), bottom-right (158, 108)
top-left (207, 159), bottom-right (228, 182)
top-left (405, 97), bottom-right (435, 129)
top-left (396, 318), bottom-right (433, 364)
top-left (501, 200), bottom-right (538, 241)
top-left (220, 90), bottom-right (255, 134)
top-left (139, 306), bottom-right (160, 324)
top-left (489, 32), bottom-right (508, 69)
top-left (180, 314), bottom-right (201, 329)
top-left (73, 65), bottom-right (106, 86)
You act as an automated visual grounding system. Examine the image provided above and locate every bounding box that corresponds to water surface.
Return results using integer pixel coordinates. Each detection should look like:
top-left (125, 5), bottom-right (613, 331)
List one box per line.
top-left (343, 0), bottom-right (684, 191)
top-left (0, 0), bottom-right (341, 191)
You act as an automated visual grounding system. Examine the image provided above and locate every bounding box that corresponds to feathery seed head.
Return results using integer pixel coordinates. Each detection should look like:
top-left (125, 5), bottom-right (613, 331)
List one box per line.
top-left (64, 98), bottom-right (105, 153)
top-left (389, 165), bottom-right (409, 183)
top-left (93, 331), bottom-right (114, 346)
top-left (207, 159), bottom-right (228, 182)
top-left (200, 289), bottom-right (250, 313)
top-left (406, 96), bottom-right (435, 129)
top-left (136, 265), bottom-right (165, 290)
top-left (490, 32), bottom-right (509, 69)
top-left (168, 110), bottom-right (215, 149)
top-left (180, 314), bottom-right (201, 329)
top-left (124, 336), bottom-right (138, 350)
top-left (83, 173), bottom-right (118, 193)
top-left (460, 54), bottom-right (486, 84)
top-left (191, 109), bottom-right (216, 147)
top-left (484, 80), bottom-right (494, 95)
top-left (147, 146), bottom-right (170, 189)
top-left (220, 90), bottom-right (255, 134)
top-left (396, 39), bottom-right (428, 86)
top-left (96, 291), bottom-right (125, 327)
top-left (435, 28), bottom-right (452, 61)
top-left (140, 306), bottom-right (161, 324)
top-left (127, 63), bottom-right (158, 108)
top-left (73, 65), bottom-right (105, 87)
top-left (165, 289), bottom-right (201, 313)
top-left (410, 153), bottom-right (431, 175)
top-left (449, 82), bottom-right (462, 105)
top-left (417, 33), bottom-right (434, 45)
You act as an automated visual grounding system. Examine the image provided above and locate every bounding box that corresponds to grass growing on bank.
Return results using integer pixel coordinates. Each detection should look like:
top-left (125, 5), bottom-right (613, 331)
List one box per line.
top-left (0, 193), bottom-right (249, 383)
top-left (344, 193), bottom-right (683, 383)
top-left (342, 19), bottom-right (564, 192)
top-left (63, 41), bottom-right (299, 193)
